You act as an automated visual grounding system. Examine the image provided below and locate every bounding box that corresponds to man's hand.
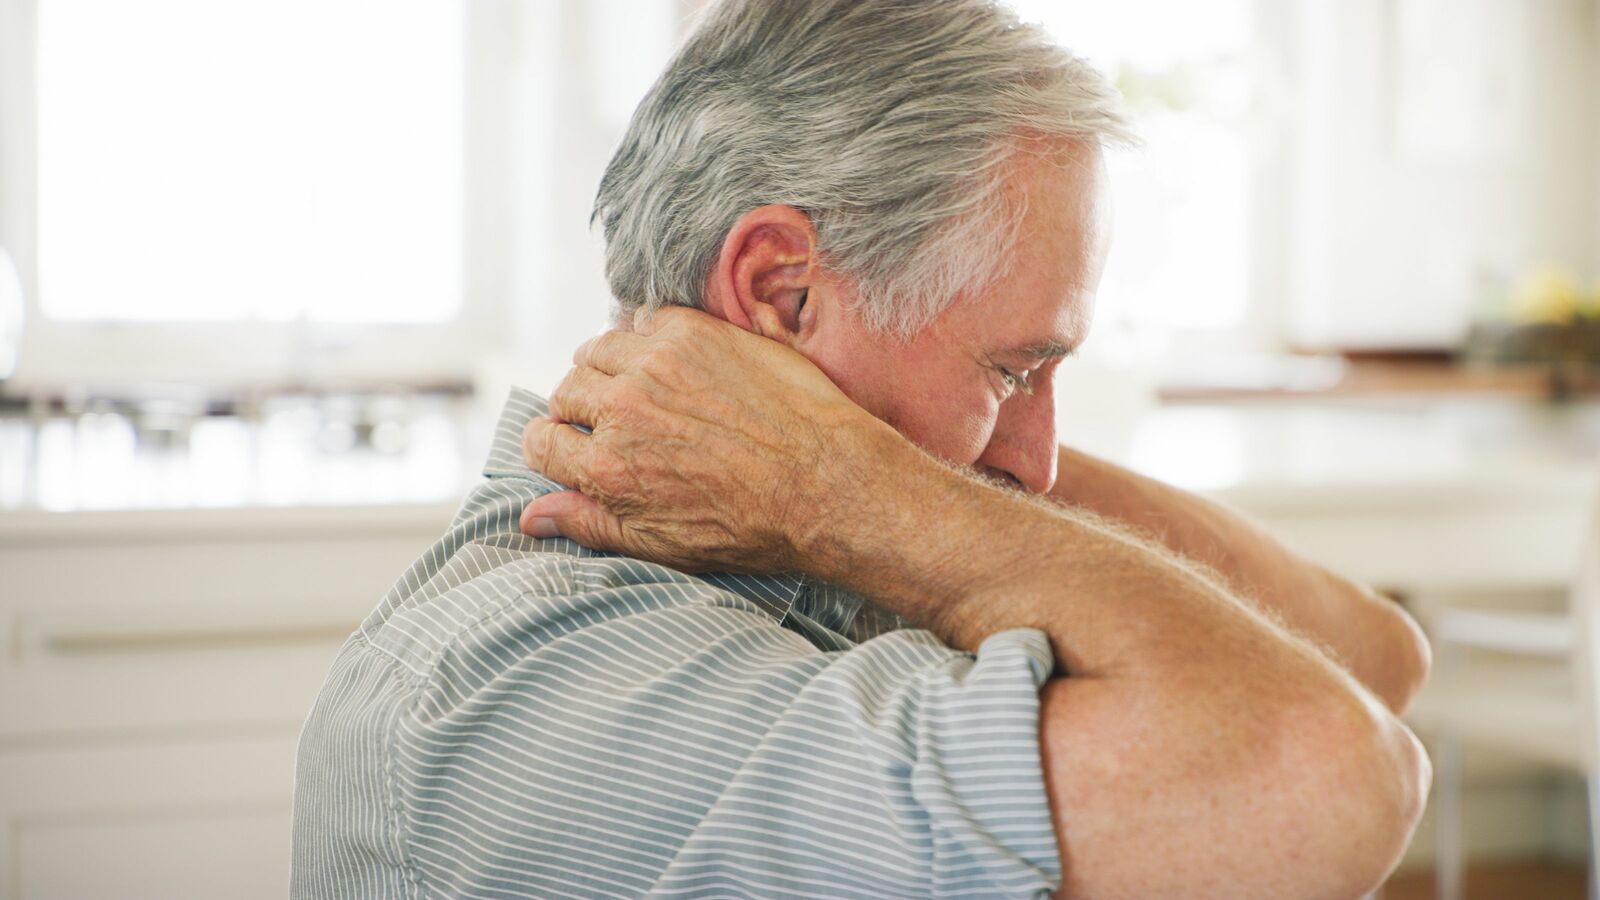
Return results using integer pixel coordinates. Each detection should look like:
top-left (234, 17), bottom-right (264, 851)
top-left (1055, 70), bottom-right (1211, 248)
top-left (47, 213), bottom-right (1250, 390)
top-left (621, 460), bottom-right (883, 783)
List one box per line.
top-left (519, 306), bottom-right (896, 574)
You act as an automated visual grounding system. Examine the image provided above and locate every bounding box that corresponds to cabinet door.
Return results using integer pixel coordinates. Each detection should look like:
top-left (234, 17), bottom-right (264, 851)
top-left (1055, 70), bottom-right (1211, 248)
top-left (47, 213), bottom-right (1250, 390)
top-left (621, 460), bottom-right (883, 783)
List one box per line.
top-left (0, 504), bottom-right (455, 899)
top-left (0, 736), bottom-right (298, 900)
top-left (0, 505), bottom-right (452, 739)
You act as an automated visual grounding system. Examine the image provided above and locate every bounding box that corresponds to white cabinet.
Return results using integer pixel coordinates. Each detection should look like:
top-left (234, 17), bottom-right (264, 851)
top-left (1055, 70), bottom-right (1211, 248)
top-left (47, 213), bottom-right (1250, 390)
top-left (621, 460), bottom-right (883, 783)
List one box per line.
top-left (3, 737), bottom-right (297, 900)
top-left (0, 504), bottom-right (454, 900)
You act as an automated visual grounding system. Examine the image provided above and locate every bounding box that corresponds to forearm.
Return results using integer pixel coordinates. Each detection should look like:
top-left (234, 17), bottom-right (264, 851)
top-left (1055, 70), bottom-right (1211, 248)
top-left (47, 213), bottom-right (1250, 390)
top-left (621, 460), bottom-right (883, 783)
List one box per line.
top-left (1048, 445), bottom-right (1429, 712)
top-left (804, 422), bottom-right (1367, 696)
top-left (802, 421), bottom-right (1433, 877)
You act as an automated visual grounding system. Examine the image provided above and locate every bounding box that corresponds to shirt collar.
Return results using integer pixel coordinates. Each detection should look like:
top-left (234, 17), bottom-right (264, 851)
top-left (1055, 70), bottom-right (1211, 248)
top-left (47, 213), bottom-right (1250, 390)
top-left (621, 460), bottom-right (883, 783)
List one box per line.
top-left (484, 387), bottom-right (806, 622)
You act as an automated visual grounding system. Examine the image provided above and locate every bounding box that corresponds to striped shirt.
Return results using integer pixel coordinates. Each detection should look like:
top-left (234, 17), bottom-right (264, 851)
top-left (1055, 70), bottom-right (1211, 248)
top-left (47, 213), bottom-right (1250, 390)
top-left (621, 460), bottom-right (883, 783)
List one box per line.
top-left (291, 388), bottom-right (1062, 898)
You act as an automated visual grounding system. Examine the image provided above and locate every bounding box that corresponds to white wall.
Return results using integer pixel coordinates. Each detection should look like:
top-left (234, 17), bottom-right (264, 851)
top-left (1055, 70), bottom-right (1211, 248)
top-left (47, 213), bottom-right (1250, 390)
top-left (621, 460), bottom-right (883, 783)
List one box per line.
top-left (1286, 0), bottom-right (1598, 349)
top-left (470, 0), bottom-right (680, 413)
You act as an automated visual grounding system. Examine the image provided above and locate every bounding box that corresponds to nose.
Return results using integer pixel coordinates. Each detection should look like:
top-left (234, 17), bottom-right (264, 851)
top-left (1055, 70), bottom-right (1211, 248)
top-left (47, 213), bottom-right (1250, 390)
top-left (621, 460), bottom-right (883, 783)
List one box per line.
top-left (978, 384), bottom-right (1058, 494)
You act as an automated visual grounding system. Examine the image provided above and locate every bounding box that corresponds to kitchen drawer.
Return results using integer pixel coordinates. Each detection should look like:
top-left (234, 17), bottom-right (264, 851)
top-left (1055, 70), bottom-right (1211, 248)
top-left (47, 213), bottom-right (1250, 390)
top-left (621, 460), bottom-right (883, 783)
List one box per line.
top-left (0, 504), bottom-right (452, 740)
top-left (0, 734), bottom-right (299, 900)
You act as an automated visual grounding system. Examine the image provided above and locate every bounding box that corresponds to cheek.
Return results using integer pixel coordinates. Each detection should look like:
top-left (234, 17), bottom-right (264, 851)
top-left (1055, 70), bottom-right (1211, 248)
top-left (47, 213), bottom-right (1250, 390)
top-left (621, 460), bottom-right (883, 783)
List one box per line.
top-left (885, 385), bottom-right (998, 468)
top-left (797, 312), bottom-right (998, 465)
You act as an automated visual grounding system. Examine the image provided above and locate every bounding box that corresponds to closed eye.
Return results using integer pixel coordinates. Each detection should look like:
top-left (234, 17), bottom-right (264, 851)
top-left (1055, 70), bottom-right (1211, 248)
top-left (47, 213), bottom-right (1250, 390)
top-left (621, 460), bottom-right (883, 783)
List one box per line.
top-left (998, 366), bottom-right (1035, 396)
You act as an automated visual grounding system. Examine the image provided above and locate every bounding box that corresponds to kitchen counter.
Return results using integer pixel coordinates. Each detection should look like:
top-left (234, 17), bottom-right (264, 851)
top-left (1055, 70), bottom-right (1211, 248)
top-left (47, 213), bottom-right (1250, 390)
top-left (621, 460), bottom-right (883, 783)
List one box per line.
top-left (2, 392), bottom-right (1596, 895)
top-left (0, 391), bottom-right (483, 514)
top-left (5, 393), bottom-right (1596, 592)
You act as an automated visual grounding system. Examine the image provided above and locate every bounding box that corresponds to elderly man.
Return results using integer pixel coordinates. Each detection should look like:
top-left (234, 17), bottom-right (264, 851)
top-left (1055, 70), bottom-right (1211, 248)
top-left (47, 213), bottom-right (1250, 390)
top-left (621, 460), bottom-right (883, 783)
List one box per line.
top-left (293, 1), bottom-right (1431, 897)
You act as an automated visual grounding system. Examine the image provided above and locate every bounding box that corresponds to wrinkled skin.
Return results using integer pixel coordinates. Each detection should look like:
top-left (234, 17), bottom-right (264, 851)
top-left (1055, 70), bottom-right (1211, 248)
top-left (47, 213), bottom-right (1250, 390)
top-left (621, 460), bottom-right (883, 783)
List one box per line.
top-left (521, 306), bottom-right (898, 573)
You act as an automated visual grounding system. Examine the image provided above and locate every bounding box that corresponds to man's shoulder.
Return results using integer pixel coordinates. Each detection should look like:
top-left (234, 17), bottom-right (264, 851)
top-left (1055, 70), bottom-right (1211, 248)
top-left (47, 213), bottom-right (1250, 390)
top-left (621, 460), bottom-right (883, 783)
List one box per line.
top-left (337, 383), bottom-right (879, 687)
top-left (354, 502), bottom-right (785, 684)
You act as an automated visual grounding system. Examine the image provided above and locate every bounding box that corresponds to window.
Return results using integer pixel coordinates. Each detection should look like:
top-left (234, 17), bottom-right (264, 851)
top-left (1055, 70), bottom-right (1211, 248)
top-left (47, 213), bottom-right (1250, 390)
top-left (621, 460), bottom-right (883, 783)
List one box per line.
top-left (1009, 0), bottom-right (1268, 345)
top-left (1, 0), bottom-right (686, 389)
top-left (1, 0), bottom-right (495, 388)
top-left (3, 0), bottom-right (1275, 390)
top-left (37, 0), bottom-right (464, 324)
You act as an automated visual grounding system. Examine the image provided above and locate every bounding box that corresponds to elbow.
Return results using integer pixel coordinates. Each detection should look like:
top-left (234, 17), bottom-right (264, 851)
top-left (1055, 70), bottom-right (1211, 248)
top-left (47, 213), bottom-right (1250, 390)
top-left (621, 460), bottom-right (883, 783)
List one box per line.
top-left (1371, 598), bottom-right (1433, 715)
top-left (1318, 568), bottom-right (1433, 714)
top-left (1291, 691), bottom-right (1432, 897)
top-left (1346, 710), bottom-right (1432, 895)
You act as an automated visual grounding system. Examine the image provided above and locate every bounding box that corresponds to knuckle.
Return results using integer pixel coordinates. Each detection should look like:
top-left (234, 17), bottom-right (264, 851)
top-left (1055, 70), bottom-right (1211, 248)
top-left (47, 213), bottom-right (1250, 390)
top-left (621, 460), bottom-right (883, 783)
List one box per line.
top-left (635, 349), bottom-right (671, 380)
top-left (538, 420), bottom-right (565, 462)
top-left (550, 368), bottom-right (578, 401)
top-left (607, 378), bottom-right (651, 414)
top-left (586, 447), bottom-right (630, 491)
top-left (638, 342), bottom-right (689, 383)
top-left (521, 416), bottom-right (536, 448)
top-left (521, 418), bottom-right (546, 463)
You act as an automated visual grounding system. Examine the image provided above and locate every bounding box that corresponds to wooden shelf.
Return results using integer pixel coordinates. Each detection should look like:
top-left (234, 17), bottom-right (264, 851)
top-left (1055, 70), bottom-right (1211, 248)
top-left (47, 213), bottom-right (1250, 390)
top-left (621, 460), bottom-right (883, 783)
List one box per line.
top-left (1160, 357), bottom-right (1599, 402)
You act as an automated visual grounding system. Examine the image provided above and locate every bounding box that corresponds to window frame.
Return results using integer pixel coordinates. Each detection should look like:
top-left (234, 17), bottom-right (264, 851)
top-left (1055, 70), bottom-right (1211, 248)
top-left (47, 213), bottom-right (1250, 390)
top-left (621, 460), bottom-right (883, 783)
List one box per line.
top-left (1005, 0), bottom-right (1297, 356)
top-left (0, 0), bottom-right (520, 391)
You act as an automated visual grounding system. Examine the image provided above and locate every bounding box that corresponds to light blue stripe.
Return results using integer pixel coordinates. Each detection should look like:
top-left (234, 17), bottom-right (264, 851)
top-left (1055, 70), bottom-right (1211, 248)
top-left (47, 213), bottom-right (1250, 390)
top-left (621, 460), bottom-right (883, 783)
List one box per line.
top-left (291, 388), bottom-right (1061, 898)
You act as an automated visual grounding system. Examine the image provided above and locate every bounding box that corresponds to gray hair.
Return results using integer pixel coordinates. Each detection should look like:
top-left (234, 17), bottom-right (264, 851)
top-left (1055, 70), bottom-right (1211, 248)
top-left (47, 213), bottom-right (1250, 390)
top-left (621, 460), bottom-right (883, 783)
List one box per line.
top-left (593, 0), bottom-right (1132, 337)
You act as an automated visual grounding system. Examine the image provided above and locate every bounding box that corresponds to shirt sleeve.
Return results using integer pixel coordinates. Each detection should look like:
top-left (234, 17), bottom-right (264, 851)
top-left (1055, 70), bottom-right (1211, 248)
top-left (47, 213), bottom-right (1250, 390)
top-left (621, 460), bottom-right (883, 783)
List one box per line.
top-left (660, 623), bottom-right (1063, 898)
top-left (395, 583), bottom-right (1063, 899)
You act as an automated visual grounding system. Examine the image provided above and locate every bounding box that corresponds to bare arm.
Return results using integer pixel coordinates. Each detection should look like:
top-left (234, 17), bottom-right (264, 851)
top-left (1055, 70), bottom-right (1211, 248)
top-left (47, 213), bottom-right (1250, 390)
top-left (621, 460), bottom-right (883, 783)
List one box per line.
top-left (806, 430), bottom-right (1429, 899)
top-left (520, 309), bottom-right (1430, 899)
top-left (1049, 446), bottom-right (1431, 713)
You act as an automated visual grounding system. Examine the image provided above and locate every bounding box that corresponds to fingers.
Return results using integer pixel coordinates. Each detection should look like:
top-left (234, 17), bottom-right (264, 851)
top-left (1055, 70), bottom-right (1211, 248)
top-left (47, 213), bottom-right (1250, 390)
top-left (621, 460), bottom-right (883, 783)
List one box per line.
top-left (520, 415), bottom-right (594, 490)
top-left (632, 304), bottom-right (679, 336)
top-left (519, 490), bottom-right (629, 553)
top-left (586, 307), bottom-right (723, 377)
top-left (574, 330), bottom-right (647, 376)
top-left (547, 365), bottom-right (613, 428)
top-left (636, 303), bottom-right (715, 337)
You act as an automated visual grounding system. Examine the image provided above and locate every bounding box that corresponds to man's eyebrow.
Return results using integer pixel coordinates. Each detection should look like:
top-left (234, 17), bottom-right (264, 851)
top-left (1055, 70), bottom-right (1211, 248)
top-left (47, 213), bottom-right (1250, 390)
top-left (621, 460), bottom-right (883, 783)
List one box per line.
top-left (1005, 339), bottom-right (1077, 361)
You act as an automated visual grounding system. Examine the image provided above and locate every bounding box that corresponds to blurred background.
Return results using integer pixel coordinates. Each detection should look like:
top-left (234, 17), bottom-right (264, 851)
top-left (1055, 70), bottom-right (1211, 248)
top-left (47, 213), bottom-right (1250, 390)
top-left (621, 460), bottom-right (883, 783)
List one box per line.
top-left (1, 0), bottom-right (1597, 897)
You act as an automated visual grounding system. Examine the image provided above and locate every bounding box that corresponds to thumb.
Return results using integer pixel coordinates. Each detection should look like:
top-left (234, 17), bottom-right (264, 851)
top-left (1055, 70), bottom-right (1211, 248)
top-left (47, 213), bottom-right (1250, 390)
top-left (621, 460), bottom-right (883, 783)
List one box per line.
top-left (519, 489), bottom-right (627, 550)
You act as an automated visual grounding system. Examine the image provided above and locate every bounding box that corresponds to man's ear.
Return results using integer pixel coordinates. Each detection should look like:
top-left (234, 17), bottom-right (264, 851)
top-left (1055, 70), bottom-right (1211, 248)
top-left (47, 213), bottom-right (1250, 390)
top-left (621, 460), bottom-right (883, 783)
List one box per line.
top-left (703, 205), bottom-right (819, 344)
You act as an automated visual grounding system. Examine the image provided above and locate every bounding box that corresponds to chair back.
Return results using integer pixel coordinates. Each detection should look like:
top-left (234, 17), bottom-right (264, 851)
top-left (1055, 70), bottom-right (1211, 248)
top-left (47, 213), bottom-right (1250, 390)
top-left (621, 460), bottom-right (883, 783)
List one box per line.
top-left (1569, 465), bottom-right (1600, 898)
top-left (1576, 468), bottom-right (1600, 771)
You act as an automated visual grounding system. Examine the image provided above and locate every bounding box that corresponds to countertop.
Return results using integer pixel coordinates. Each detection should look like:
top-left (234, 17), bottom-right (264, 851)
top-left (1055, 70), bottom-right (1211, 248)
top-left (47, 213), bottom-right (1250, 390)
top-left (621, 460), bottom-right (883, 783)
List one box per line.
top-left (3, 393), bottom-right (1596, 532)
